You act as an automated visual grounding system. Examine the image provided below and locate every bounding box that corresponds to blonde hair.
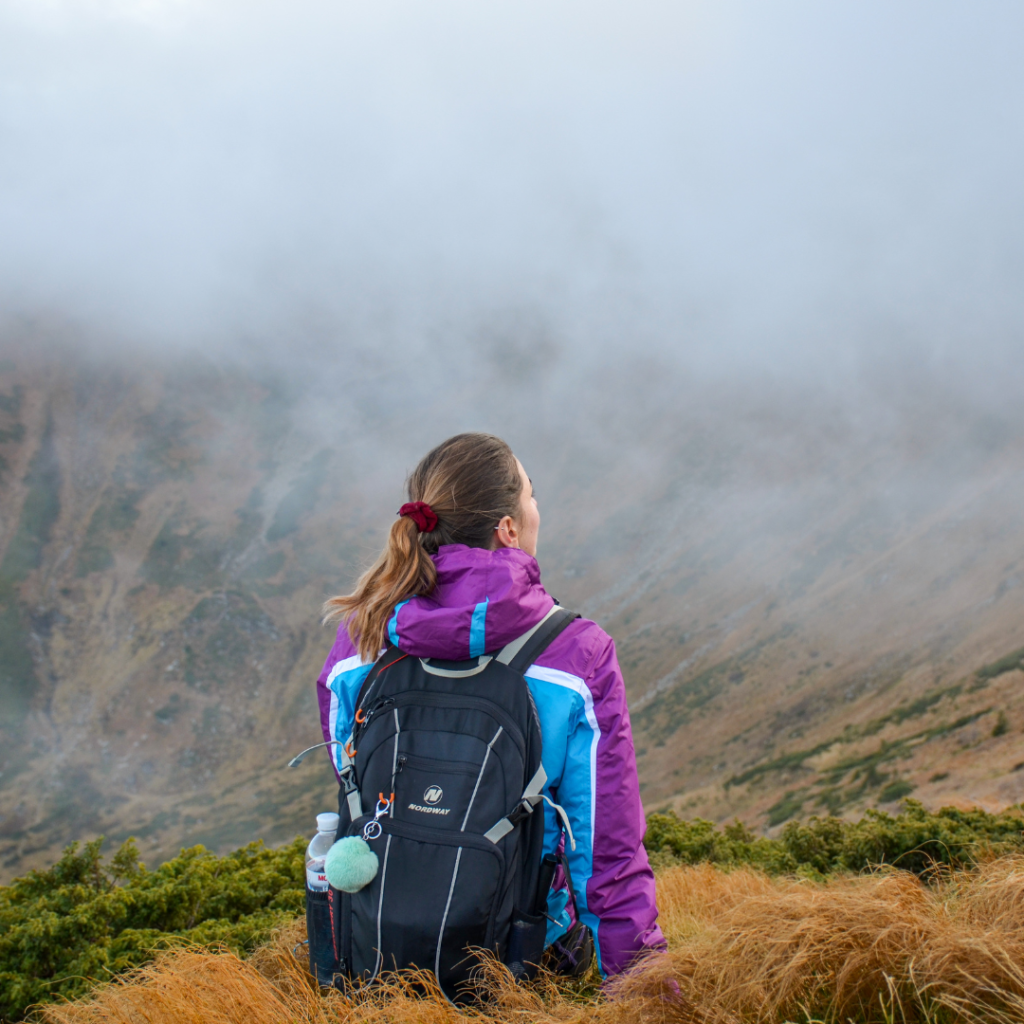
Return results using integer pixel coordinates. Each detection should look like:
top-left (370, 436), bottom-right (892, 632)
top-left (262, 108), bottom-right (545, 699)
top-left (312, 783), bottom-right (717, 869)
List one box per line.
top-left (323, 433), bottom-right (523, 661)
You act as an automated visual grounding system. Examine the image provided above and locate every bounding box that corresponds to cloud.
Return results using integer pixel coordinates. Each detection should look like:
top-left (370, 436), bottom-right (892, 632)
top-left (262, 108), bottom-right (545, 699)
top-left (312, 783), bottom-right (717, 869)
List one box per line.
top-left (0, 0), bottom-right (1021, 399)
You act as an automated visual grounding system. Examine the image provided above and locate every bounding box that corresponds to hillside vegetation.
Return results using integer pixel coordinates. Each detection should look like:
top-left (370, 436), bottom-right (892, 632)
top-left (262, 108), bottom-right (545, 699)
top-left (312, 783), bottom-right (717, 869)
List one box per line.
top-left (644, 799), bottom-right (1024, 876)
top-left (0, 838), bottom-right (304, 1021)
top-left (3, 802), bottom-right (1023, 1022)
top-left (29, 853), bottom-right (1024, 1024)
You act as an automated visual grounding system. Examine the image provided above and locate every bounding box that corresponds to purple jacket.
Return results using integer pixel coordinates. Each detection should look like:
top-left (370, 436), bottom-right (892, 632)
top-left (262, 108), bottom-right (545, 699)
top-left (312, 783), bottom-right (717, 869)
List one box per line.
top-left (316, 544), bottom-right (664, 976)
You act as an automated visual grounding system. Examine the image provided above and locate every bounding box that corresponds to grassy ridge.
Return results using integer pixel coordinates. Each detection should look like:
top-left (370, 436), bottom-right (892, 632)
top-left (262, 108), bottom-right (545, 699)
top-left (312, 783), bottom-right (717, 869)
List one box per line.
top-left (35, 856), bottom-right (1024, 1024)
top-left (3, 801), bottom-right (1023, 1021)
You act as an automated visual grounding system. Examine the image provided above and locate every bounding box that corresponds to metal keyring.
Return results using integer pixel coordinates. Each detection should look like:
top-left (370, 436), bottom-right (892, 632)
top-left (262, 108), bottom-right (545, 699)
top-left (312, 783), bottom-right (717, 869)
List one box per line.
top-left (362, 820), bottom-right (382, 841)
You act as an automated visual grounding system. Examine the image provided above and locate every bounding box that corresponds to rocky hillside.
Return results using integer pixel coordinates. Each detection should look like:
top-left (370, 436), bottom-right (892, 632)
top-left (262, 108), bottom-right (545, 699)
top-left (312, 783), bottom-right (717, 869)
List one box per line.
top-left (1, 339), bottom-right (1022, 879)
top-left (0, 347), bottom-right (373, 878)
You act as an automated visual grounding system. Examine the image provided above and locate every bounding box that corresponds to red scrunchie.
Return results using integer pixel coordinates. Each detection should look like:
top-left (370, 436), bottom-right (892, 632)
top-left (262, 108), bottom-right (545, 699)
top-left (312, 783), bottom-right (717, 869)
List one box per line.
top-left (398, 501), bottom-right (438, 533)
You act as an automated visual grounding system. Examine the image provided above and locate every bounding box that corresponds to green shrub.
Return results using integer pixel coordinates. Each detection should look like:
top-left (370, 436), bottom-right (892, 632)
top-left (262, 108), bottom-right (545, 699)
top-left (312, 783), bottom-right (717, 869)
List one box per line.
top-left (643, 814), bottom-right (798, 873)
top-left (0, 836), bottom-right (305, 1022)
top-left (976, 646), bottom-right (1024, 681)
top-left (878, 779), bottom-right (915, 803)
top-left (644, 800), bottom-right (1024, 877)
top-left (780, 800), bottom-right (1024, 874)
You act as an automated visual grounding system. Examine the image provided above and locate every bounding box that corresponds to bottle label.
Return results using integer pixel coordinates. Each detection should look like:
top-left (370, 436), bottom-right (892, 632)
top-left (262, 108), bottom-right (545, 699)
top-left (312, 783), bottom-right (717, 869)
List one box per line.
top-left (306, 867), bottom-right (329, 890)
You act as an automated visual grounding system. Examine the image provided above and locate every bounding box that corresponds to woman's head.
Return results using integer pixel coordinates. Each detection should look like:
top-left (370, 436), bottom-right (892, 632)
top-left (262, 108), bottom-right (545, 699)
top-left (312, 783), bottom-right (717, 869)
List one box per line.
top-left (324, 432), bottom-right (539, 659)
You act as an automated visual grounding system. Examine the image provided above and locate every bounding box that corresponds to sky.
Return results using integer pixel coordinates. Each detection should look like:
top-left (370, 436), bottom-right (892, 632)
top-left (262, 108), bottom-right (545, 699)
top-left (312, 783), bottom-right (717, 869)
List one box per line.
top-left (1, 0), bottom-right (1023, 397)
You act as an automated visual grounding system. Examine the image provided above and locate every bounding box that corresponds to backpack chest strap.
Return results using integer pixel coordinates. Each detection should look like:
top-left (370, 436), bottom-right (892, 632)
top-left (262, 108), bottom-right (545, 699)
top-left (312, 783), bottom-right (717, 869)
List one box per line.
top-left (483, 764), bottom-right (576, 850)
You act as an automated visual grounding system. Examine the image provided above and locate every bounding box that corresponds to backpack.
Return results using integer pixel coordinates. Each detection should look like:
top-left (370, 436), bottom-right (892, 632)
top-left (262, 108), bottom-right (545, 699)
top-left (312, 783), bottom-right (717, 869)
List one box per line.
top-left (307, 605), bottom-right (583, 998)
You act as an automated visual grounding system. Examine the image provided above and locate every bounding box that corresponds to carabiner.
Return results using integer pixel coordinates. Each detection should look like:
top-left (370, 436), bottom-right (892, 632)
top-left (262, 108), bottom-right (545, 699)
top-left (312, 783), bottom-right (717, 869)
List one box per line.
top-left (362, 791), bottom-right (394, 842)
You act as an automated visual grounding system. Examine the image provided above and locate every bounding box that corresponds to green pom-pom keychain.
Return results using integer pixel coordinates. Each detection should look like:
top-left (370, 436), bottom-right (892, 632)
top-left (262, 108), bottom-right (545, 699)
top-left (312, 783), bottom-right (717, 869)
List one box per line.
top-left (324, 836), bottom-right (379, 893)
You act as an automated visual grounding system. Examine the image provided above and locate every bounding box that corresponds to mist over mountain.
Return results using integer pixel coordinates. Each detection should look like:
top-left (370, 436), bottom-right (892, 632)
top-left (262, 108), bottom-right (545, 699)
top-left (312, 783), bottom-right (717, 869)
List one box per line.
top-left (1, 0), bottom-right (1024, 877)
top-left (2, 337), bottom-right (1022, 878)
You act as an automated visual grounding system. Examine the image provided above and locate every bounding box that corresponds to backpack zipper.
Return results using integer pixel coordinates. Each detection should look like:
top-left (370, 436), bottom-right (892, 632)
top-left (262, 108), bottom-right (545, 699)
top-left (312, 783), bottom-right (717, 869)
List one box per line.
top-left (355, 693), bottom-right (526, 761)
top-left (377, 816), bottom-right (507, 857)
top-left (353, 696), bottom-right (395, 745)
top-left (387, 692), bottom-right (525, 758)
top-left (396, 753), bottom-right (480, 776)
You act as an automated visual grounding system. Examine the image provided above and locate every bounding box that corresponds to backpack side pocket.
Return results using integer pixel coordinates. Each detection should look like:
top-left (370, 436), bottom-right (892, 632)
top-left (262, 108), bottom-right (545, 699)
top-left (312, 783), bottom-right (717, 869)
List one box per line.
top-left (505, 906), bottom-right (547, 980)
top-left (305, 885), bottom-right (341, 986)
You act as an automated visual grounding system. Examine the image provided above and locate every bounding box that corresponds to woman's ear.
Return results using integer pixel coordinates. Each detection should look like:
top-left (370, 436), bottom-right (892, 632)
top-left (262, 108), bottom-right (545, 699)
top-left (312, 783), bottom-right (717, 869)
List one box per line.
top-left (493, 515), bottom-right (520, 549)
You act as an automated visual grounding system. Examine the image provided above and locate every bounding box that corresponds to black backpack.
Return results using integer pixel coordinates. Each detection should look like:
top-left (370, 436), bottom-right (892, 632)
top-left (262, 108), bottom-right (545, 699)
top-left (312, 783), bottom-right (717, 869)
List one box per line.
top-left (304, 605), bottom-right (582, 997)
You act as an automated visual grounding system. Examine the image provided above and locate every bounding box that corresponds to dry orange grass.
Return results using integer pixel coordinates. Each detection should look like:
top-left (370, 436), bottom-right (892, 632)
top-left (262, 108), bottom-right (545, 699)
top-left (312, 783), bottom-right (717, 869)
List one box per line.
top-left (37, 857), bottom-right (1024, 1024)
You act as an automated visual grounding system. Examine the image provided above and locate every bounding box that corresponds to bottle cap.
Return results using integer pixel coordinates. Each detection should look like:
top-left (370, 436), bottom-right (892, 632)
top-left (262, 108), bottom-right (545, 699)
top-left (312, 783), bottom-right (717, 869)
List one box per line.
top-left (317, 812), bottom-right (340, 833)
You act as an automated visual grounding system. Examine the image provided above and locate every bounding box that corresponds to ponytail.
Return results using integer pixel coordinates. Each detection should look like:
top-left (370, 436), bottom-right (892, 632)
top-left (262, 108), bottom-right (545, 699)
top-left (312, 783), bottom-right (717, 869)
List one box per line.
top-left (323, 433), bottom-right (522, 661)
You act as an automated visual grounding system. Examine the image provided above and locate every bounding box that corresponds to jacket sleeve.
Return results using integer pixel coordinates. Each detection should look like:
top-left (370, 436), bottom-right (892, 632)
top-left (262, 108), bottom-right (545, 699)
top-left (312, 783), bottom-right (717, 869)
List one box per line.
top-left (555, 633), bottom-right (665, 976)
top-left (317, 624), bottom-right (374, 781)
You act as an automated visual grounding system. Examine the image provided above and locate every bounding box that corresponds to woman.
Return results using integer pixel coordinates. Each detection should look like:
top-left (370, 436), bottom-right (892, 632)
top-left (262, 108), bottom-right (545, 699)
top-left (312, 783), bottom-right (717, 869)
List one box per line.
top-left (315, 432), bottom-right (663, 978)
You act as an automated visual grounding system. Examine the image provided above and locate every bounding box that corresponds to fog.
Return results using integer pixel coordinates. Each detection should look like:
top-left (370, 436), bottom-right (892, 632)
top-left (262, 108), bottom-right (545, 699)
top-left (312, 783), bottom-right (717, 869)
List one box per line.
top-left (5, 1), bottom-right (1024, 870)
top-left (2, 0), bottom-right (1022, 401)
top-left (2, 0), bottom-right (1024, 589)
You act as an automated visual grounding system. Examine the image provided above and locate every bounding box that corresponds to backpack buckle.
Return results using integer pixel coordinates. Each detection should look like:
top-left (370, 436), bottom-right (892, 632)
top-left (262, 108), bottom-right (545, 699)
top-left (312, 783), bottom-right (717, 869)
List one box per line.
top-left (339, 766), bottom-right (363, 822)
top-left (506, 798), bottom-right (537, 828)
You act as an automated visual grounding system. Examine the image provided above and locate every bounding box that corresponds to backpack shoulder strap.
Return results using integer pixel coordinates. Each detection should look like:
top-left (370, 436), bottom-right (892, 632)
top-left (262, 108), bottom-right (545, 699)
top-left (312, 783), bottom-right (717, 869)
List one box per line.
top-left (496, 605), bottom-right (580, 673)
top-left (482, 607), bottom-right (581, 850)
top-left (337, 645), bottom-right (408, 823)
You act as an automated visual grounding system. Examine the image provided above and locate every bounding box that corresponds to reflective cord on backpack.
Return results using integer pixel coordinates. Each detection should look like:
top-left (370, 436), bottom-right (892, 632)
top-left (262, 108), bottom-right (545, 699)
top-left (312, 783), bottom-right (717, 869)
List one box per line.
top-left (286, 738), bottom-right (364, 820)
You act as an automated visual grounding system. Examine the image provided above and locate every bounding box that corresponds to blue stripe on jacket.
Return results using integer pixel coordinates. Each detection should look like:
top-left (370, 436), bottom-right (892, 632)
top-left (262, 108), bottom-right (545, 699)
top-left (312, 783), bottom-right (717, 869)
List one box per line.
top-left (469, 598), bottom-right (489, 657)
top-left (524, 664), bottom-right (603, 975)
top-left (388, 600), bottom-right (410, 647)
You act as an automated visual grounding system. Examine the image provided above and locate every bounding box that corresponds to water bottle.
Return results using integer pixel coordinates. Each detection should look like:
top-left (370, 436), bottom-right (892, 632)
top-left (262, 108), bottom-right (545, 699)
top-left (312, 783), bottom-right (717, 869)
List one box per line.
top-left (305, 812), bottom-right (339, 891)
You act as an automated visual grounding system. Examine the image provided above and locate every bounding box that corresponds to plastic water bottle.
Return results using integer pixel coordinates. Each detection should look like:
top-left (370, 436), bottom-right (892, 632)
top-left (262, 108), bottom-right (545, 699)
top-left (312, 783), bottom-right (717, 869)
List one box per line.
top-left (305, 812), bottom-right (340, 891)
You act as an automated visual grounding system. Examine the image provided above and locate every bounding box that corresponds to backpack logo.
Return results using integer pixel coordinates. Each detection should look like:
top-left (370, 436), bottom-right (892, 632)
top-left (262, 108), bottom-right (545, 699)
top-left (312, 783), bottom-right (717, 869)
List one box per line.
top-left (409, 785), bottom-right (450, 815)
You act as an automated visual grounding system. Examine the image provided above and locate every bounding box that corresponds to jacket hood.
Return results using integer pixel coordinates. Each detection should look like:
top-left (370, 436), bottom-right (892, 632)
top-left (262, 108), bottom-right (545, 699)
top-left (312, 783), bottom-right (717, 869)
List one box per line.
top-left (387, 544), bottom-right (555, 659)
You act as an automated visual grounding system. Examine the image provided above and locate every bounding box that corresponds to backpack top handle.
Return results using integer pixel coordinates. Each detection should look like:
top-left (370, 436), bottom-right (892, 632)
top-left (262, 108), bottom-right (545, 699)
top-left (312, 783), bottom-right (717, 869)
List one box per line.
top-left (419, 657), bottom-right (494, 677)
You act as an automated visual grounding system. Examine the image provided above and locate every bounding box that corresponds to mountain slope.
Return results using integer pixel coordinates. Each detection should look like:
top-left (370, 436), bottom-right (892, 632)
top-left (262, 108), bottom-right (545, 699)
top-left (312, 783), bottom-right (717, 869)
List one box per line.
top-left (1, 341), bottom-right (1022, 879)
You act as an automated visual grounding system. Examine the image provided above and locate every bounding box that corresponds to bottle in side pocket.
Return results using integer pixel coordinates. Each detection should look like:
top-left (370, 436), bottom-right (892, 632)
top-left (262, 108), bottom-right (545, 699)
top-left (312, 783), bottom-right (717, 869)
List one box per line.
top-left (305, 812), bottom-right (339, 890)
